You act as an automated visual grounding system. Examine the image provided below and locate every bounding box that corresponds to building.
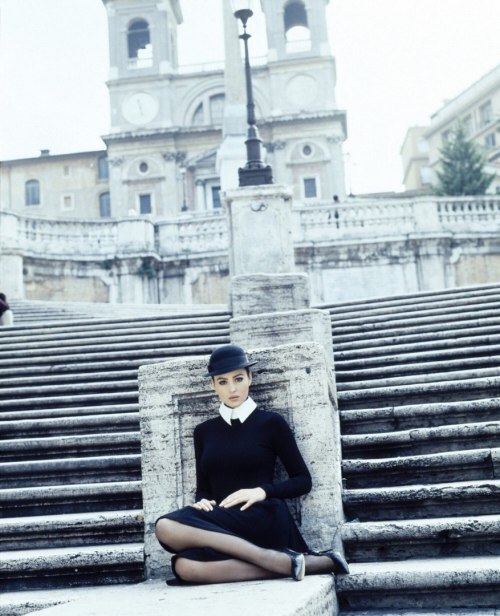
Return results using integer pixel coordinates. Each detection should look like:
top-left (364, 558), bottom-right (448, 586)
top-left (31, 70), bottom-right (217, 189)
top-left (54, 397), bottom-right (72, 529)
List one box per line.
top-left (402, 63), bottom-right (500, 193)
top-left (0, 0), bottom-right (347, 220)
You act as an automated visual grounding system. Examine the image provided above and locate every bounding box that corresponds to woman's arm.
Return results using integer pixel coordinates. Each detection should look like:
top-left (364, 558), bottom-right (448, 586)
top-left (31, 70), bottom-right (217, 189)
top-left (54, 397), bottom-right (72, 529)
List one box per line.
top-left (260, 414), bottom-right (312, 500)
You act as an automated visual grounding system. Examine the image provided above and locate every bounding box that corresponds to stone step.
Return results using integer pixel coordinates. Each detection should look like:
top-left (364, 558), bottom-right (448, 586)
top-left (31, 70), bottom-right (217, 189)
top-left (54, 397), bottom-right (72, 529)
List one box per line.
top-left (0, 510), bottom-right (143, 551)
top-left (338, 377), bottom-right (500, 410)
top-left (1, 320), bottom-right (229, 345)
top-left (335, 356), bottom-right (500, 382)
top-left (0, 344), bottom-right (218, 368)
top-left (335, 344), bottom-right (500, 371)
top-left (0, 481), bottom-right (142, 517)
top-left (0, 329), bottom-right (230, 352)
top-left (1, 312), bottom-right (229, 335)
top-left (343, 448), bottom-right (500, 488)
top-left (0, 369), bottom-right (139, 389)
top-left (0, 432), bottom-right (141, 462)
top-left (340, 611), bottom-right (496, 616)
top-left (335, 556), bottom-right (500, 610)
top-left (335, 333), bottom-right (500, 361)
top-left (0, 403), bottom-right (139, 421)
top-left (0, 390), bottom-right (138, 411)
top-left (0, 412), bottom-right (138, 439)
top-left (322, 282), bottom-right (500, 313)
top-left (336, 366), bottom-right (500, 390)
top-left (342, 420), bottom-right (500, 458)
top-left (326, 290), bottom-right (500, 323)
top-left (343, 479), bottom-right (500, 521)
top-left (334, 324), bottom-right (500, 353)
top-left (340, 398), bottom-right (500, 435)
top-left (332, 316), bottom-right (500, 344)
top-left (0, 360), bottom-right (153, 379)
top-left (0, 543), bottom-right (145, 591)
top-left (0, 454), bottom-right (141, 488)
top-left (0, 379), bottom-right (138, 400)
top-left (0, 336), bottom-right (228, 359)
top-left (342, 514), bottom-right (500, 562)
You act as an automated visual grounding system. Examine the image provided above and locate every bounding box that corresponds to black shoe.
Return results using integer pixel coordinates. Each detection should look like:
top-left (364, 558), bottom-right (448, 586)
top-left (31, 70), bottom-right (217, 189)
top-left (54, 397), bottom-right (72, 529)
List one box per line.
top-left (279, 548), bottom-right (305, 581)
top-left (309, 549), bottom-right (349, 574)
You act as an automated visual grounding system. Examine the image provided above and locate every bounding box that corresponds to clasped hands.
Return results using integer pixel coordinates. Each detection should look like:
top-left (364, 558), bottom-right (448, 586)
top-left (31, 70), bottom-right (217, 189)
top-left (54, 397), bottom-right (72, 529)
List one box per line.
top-left (193, 487), bottom-right (266, 512)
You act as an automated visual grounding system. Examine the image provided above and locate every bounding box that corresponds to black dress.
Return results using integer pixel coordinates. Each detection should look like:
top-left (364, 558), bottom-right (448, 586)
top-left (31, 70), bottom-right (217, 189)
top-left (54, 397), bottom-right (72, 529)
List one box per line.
top-left (157, 408), bottom-right (312, 570)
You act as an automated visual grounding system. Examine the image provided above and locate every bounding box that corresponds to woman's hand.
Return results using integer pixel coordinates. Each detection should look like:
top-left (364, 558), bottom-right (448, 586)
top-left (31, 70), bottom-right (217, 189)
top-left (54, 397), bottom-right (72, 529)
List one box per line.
top-left (219, 487), bottom-right (266, 511)
top-left (192, 499), bottom-right (216, 512)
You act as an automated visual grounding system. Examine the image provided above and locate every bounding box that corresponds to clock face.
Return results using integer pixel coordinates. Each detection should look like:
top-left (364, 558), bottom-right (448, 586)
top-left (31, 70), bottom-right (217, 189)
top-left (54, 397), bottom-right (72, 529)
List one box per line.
top-left (122, 92), bottom-right (159, 125)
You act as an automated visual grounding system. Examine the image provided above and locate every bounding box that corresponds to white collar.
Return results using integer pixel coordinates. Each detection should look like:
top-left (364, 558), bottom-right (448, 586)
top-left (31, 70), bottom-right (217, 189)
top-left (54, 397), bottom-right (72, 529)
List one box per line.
top-left (219, 396), bottom-right (257, 425)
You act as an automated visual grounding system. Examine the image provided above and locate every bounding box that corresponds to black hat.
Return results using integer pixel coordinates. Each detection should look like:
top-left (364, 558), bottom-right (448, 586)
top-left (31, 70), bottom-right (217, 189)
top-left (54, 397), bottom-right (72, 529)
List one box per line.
top-left (204, 344), bottom-right (257, 377)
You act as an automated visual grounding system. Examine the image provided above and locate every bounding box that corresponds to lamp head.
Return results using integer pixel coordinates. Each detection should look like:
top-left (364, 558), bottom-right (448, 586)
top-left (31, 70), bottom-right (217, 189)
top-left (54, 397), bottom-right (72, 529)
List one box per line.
top-left (231, 0), bottom-right (256, 25)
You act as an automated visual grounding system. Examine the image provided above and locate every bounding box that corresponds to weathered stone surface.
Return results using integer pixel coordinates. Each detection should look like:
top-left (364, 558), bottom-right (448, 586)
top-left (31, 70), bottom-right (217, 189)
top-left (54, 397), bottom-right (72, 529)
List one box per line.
top-left (230, 273), bottom-right (311, 317)
top-left (225, 185), bottom-right (295, 276)
top-left (231, 309), bottom-right (334, 368)
top-left (0, 576), bottom-right (336, 616)
top-left (138, 342), bottom-right (344, 579)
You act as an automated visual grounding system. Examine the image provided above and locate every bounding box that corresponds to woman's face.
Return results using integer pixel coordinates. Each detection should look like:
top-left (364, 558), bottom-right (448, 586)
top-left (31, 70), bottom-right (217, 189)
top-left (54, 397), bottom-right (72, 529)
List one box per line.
top-left (211, 369), bottom-right (252, 409)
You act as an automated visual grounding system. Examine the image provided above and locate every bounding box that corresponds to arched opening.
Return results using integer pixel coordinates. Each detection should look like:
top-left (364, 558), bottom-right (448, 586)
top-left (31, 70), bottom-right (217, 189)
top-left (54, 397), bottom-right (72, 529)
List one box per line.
top-left (25, 179), bottom-right (40, 206)
top-left (190, 94), bottom-right (226, 126)
top-left (284, 2), bottom-right (311, 52)
top-left (128, 19), bottom-right (152, 68)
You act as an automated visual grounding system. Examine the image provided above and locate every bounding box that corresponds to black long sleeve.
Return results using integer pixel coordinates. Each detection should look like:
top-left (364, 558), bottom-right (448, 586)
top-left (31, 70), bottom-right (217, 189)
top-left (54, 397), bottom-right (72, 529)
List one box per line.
top-left (193, 409), bottom-right (312, 503)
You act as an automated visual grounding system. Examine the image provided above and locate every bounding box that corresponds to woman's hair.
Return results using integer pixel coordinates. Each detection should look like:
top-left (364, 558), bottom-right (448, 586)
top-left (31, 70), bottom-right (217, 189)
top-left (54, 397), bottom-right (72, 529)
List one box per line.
top-left (0, 293), bottom-right (6, 302)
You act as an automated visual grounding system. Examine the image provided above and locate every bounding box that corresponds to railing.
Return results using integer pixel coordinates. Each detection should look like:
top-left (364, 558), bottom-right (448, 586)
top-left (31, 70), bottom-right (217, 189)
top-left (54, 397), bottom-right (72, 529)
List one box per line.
top-left (2, 196), bottom-right (500, 260)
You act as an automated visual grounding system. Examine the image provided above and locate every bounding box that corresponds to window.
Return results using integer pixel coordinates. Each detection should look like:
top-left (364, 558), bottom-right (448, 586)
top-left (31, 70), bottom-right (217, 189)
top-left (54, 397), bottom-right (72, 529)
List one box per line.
top-left (303, 177), bottom-right (317, 199)
top-left (284, 1), bottom-right (311, 52)
top-left (99, 192), bottom-right (111, 218)
top-left (420, 166), bottom-right (433, 185)
top-left (479, 101), bottom-right (493, 127)
top-left (64, 165), bottom-right (70, 176)
top-left (139, 193), bottom-right (152, 215)
top-left (463, 115), bottom-right (474, 137)
top-left (139, 161), bottom-right (149, 174)
top-left (485, 132), bottom-right (496, 148)
top-left (211, 186), bottom-right (221, 209)
top-left (61, 194), bottom-right (74, 211)
top-left (98, 155), bottom-right (109, 180)
top-left (25, 179), bottom-right (40, 206)
top-left (128, 19), bottom-right (152, 68)
top-left (441, 130), bottom-right (451, 144)
top-left (191, 94), bottom-right (226, 126)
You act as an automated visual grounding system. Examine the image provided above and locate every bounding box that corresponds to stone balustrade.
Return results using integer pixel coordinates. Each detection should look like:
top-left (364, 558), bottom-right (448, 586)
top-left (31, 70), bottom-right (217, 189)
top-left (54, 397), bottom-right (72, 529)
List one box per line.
top-left (2, 196), bottom-right (500, 260)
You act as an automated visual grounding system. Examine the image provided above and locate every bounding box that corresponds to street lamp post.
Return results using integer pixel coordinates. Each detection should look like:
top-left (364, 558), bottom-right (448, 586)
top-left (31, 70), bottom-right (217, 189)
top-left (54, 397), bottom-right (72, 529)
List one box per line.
top-left (231, 0), bottom-right (273, 186)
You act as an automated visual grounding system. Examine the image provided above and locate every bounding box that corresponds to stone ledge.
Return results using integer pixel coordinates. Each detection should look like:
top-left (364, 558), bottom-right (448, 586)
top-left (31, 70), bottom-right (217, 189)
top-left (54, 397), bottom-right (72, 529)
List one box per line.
top-left (0, 577), bottom-right (336, 616)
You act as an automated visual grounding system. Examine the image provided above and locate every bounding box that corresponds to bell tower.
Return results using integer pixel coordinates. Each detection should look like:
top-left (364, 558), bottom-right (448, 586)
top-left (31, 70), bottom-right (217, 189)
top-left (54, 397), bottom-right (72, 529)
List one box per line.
top-left (102, 0), bottom-right (183, 132)
top-left (257, 0), bottom-right (347, 199)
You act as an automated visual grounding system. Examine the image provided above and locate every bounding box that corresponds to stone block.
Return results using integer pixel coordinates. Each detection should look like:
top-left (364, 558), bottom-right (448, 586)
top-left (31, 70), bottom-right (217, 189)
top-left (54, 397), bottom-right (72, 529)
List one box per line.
top-left (138, 342), bottom-right (344, 579)
top-left (230, 273), bottom-right (311, 317)
top-left (224, 184), bottom-right (295, 276)
top-left (230, 309), bottom-right (334, 369)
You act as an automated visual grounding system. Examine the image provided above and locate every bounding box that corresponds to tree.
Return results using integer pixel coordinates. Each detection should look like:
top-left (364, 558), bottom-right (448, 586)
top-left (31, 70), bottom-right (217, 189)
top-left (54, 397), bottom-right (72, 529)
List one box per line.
top-left (433, 123), bottom-right (494, 196)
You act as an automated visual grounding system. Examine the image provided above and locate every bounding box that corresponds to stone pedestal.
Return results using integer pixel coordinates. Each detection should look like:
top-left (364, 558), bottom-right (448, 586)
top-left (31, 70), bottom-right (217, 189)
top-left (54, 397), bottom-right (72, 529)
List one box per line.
top-left (138, 342), bottom-right (345, 580)
top-left (231, 310), bottom-right (334, 371)
top-left (225, 184), bottom-right (294, 276)
top-left (230, 273), bottom-right (310, 317)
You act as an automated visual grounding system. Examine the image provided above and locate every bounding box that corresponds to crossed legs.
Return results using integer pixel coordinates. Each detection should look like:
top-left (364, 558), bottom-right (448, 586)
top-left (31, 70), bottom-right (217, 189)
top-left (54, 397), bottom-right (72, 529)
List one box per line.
top-left (156, 518), bottom-right (336, 584)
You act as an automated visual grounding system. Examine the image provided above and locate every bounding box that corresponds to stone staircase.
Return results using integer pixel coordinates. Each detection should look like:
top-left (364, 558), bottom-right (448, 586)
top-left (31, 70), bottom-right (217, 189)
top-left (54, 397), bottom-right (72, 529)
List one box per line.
top-left (0, 305), bottom-right (230, 592)
top-left (2, 284), bottom-right (500, 614)
top-left (319, 283), bottom-right (500, 613)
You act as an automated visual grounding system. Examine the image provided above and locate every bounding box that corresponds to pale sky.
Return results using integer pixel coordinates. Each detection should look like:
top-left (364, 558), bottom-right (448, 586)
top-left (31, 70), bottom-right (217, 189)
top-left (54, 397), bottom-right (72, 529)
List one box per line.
top-left (1, 0), bottom-right (500, 194)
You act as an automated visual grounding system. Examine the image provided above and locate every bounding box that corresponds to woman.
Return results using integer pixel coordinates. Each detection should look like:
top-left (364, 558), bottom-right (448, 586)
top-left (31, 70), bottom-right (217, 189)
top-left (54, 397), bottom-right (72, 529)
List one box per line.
top-left (155, 344), bottom-right (349, 584)
top-left (0, 293), bottom-right (13, 327)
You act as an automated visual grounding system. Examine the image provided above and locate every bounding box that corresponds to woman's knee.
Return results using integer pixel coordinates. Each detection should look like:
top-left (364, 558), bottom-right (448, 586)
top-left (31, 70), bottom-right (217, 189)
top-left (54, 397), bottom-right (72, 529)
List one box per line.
top-left (155, 518), bottom-right (175, 542)
top-left (174, 557), bottom-right (205, 582)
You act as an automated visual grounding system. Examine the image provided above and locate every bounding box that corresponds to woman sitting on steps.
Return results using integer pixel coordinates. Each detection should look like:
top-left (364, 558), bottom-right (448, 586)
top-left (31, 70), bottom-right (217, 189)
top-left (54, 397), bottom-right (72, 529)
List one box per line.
top-left (155, 344), bottom-right (349, 585)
